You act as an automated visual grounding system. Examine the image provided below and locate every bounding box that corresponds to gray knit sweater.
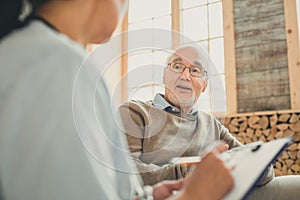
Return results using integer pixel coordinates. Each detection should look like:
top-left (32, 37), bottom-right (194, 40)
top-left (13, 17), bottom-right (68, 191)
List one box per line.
top-left (118, 99), bottom-right (273, 186)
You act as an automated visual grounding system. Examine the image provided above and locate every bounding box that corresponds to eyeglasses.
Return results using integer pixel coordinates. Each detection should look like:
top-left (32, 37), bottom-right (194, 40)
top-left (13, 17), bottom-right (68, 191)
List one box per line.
top-left (168, 62), bottom-right (208, 78)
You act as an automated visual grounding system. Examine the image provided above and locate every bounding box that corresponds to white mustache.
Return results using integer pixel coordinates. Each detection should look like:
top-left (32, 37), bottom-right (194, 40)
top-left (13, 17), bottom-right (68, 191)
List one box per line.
top-left (177, 85), bottom-right (192, 90)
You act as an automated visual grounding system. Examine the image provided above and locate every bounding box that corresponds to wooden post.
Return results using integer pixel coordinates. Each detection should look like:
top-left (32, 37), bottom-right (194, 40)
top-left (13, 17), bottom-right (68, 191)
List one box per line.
top-left (284, 0), bottom-right (300, 110)
top-left (222, 0), bottom-right (237, 115)
top-left (171, 0), bottom-right (180, 49)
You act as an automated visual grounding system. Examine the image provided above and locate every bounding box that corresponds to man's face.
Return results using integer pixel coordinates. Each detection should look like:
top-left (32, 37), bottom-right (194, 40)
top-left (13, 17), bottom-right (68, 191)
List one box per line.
top-left (163, 47), bottom-right (208, 109)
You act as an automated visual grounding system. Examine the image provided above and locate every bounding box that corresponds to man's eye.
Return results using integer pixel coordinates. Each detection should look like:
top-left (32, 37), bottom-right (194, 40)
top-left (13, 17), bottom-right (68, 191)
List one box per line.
top-left (173, 64), bottom-right (182, 69)
top-left (191, 68), bottom-right (201, 73)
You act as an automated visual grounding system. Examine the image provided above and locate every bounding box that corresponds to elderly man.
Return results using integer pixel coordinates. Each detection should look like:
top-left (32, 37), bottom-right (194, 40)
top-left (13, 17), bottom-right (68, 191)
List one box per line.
top-left (118, 45), bottom-right (300, 199)
top-left (118, 45), bottom-right (249, 184)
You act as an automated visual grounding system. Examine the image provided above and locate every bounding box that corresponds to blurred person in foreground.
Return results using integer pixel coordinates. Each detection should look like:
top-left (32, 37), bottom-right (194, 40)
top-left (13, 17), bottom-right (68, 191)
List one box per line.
top-left (0, 0), bottom-right (234, 200)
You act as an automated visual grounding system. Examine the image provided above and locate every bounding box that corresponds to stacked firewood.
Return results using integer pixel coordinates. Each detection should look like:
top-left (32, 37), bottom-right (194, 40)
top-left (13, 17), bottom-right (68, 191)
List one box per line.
top-left (224, 112), bottom-right (300, 176)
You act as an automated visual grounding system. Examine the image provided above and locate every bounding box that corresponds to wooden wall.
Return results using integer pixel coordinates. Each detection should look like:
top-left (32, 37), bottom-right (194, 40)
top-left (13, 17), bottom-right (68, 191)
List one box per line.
top-left (234, 0), bottom-right (291, 113)
top-left (222, 0), bottom-right (300, 177)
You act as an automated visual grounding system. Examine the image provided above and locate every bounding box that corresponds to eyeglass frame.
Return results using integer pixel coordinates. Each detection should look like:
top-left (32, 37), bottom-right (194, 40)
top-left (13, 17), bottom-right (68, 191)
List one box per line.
top-left (167, 62), bottom-right (208, 78)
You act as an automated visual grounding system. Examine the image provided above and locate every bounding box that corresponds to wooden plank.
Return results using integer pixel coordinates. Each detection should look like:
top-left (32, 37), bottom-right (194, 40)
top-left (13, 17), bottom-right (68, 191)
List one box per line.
top-left (233, 0), bottom-right (290, 113)
top-left (223, 0), bottom-right (237, 115)
top-left (235, 41), bottom-right (288, 73)
top-left (237, 68), bottom-right (290, 99)
top-left (171, 0), bottom-right (180, 49)
top-left (235, 14), bottom-right (286, 48)
top-left (234, 0), bottom-right (283, 20)
top-left (284, 0), bottom-right (300, 110)
top-left (237, 95), bottom-right (291, 113)
top-left (226, 110), bottom-right (300, 118)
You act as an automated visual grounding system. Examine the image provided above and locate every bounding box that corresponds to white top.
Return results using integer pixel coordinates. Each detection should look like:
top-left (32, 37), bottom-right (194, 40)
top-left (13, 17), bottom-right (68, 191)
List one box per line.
top-left (0, 20), bottom-right (141, 200)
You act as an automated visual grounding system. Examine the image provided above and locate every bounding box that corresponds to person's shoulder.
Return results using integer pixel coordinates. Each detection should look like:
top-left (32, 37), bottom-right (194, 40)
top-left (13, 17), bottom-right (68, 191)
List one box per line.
top-left (33, 21), bottom-right (86, 58)
top-left (120, 99), bottom-right (152, 111)
top-left (121, 99), bottom-right (150, 107)
top-left (1, 21), bottom-right (86, 61)
top-left (197, 111), bottom-right (217, 122)
top-left (197, 110), bottom-right (212, 118)
top-left (197, 111), bottom-right (225, 127)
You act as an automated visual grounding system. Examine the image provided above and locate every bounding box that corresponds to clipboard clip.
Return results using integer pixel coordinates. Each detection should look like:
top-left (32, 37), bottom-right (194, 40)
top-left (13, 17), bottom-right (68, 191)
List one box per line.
top-left (251, 144), bottom-right (262, 152)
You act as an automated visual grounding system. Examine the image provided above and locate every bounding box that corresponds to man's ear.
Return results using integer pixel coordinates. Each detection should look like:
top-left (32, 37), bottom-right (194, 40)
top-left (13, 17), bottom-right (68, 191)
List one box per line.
top-left (202, 80), bottom-right (208, 92)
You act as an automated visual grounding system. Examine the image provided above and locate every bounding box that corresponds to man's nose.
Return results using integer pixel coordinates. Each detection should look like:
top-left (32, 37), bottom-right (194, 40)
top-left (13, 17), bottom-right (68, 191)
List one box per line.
top-left (180, 68), bottom-right (191, 80)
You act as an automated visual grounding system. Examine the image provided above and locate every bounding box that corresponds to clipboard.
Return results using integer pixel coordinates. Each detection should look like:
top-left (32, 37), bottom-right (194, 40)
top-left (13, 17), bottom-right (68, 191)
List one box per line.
top-left (226, 137), bottom-right (293, 200)
top-left (170, 137), bottom-right (293, 200)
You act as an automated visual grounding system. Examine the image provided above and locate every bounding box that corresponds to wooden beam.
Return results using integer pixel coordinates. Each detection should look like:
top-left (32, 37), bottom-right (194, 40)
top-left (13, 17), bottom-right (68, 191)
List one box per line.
top-left (222, 0), bottom-right (237, 115)
top-left (121, 11), bottom-right (128, 102)
top-left (226, 109), bottom-right (300, 118)
top-left (284, 0), bottom-right (300, 110)
top-left (171, 0), bottom-right (180, 49)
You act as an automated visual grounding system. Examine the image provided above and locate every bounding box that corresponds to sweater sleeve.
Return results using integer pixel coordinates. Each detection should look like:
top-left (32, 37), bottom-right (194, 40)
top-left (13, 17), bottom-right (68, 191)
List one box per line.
top-left (217, 120), bottom-right (243, 149)
top-left (117, 102), bottom-right (189, 185)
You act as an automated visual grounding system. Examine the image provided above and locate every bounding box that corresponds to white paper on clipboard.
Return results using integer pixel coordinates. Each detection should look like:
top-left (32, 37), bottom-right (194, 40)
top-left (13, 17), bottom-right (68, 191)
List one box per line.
top-left (169, 137), bottom-right (293, 200)
top-left (223, 137), bottom-right (292, 200)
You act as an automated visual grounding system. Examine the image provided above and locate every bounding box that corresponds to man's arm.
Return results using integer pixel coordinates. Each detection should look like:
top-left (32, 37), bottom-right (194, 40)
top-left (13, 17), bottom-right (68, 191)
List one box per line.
top-left (129, 141), bottom-right (189, 185)
top-left (118, 104), bottom-right (189, 185)
top-left (152, 144), bottom-right (234, 200)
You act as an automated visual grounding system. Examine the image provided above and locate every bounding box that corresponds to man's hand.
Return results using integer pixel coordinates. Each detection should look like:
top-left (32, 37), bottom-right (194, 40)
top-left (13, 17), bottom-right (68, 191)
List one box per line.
top-left (177, 143), bottom-right (233, 200)
top-left (152, 179), bottom-right (184, 200)
top-left (151, 143), bottom-right (233, 200)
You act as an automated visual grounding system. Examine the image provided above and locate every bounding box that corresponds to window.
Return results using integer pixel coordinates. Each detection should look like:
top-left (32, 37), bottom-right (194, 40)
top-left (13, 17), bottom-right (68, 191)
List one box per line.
top-left (180, 0), bottom-right (225, 114)
top-left (125, 0), bottom-right (226, 116)
top-left (127, 0), bottom-right (172, 101)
